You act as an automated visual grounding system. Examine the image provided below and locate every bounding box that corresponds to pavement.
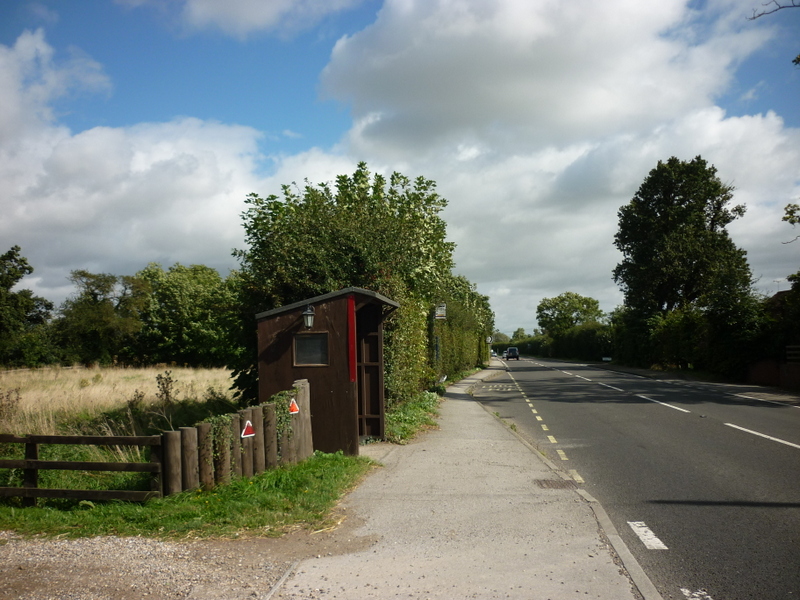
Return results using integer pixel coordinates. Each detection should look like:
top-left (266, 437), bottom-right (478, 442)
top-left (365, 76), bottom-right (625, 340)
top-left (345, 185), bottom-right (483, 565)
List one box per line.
top-left (272, 361), bottom-right (661, 600)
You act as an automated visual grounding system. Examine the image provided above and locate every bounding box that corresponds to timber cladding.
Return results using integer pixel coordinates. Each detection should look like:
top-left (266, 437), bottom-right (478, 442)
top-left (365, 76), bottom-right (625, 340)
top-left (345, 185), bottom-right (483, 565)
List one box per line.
top-left (256, 287), bottom-right (399, 457)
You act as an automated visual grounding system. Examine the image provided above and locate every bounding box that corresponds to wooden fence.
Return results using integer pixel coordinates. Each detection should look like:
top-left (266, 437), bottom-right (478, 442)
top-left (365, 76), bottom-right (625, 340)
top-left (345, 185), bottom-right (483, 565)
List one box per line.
top-left (0, 379), bottom-right (314, 503)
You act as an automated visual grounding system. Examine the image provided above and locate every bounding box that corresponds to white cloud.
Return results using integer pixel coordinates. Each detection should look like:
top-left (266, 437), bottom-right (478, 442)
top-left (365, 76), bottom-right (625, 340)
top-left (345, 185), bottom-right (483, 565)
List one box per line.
top-left (323, 0), bottom-right (770, 156)
top-left (316, 0), bottom-right (797, 333)
top-left (0, 31), bottom-right (266, 303)
top-left (3, 0), bottom-right (798, 340)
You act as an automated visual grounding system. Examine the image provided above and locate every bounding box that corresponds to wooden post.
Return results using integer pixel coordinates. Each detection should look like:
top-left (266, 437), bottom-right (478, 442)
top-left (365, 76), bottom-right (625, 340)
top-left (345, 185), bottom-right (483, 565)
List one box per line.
top-left (163, 430), bottom-right (183, 495)
top-left (196, 423), bottom-right (214, 490)
top-left (214, 422), bottom-right (231, 485)
top-left (23, 438), bottom-right (38, 507)
top-left (230, 414), bottom-right (242, 477)
top-left (240, 408), bottom-right (254, 478)
top-left (180, 427), bottom-right (200, 491)
top-left (251, 406), bottom-right (265, 475)
top-left (263, 403), bottom-right (278, 469)
top-left (292, 379), bottom-right (314, 461)
top-left (281, 396), bottom-right (297, 466)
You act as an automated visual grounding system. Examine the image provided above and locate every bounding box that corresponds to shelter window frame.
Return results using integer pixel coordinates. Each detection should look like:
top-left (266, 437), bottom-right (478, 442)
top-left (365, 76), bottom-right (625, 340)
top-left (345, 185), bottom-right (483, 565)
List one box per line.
top-left (293, 332), bottom-right (329, 366)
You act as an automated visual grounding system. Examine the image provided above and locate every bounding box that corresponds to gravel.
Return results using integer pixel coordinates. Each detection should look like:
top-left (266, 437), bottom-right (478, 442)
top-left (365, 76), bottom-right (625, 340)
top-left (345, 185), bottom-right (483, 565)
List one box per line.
top-left (0, 531), bottom-right (296, 600)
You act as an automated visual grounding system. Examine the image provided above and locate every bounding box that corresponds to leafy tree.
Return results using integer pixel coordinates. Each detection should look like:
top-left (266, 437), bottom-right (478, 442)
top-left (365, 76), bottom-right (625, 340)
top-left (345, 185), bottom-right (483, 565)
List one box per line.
top-left (54, 271), bottom-right (149, 365)
top-left (612, 156), bottom-right (759, 374)
top-left (511, 328), bottom-right (527, 341)
top-left (430, 274), bottom-right (494, 377)
top-left (536, 292), bottom-right (603, 339)
top-left (0, 246), bottom-right (55, 366)
top-left (233, 162), bottom-right (470, 403)
top-left (492, 331), bottom-right (510, 343)
top-left (134, 263), bottom-right (238, 367)
top-left (613, 156), bottom-right (748, 316)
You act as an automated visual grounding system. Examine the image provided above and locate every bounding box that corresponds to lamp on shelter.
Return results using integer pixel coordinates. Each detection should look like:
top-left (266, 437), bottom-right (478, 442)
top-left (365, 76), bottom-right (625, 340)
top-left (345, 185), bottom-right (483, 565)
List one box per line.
top-left (302, 305), bottom-right (315, 329)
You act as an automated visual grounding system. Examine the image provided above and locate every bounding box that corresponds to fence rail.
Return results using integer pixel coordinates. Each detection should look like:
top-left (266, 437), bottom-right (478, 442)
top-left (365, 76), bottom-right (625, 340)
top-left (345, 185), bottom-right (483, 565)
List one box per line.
top-left (0, 379), bottom-right (314, 504)
top-left (0, 433), bottom-right (162, 505)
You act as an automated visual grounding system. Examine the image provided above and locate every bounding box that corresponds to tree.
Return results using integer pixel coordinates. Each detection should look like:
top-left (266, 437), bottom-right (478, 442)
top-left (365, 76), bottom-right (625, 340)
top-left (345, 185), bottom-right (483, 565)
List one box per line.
top-left (134, 263), bottom-right (238, 367)
top-left (613, 156), bottom-right (748, 316)
top-left (511, 328), bottom-right (527, 341)
top-left (0, 246), bottom-right (54, 366)
top-left (492, 331), bottom-right (510, 343)
top-left (612, 156), bottom-right (759, 374)
top-left (55, 271), bottom-right (149, 365)
top-left (536, 292), bottom-right (603, 339)
top-left (233, 162), bottom-right (468, 402)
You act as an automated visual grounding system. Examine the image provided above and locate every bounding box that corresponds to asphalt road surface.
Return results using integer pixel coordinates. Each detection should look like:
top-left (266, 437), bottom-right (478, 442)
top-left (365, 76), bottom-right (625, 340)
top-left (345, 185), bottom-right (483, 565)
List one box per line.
top-left (473, 357), bottom-right (800, 600)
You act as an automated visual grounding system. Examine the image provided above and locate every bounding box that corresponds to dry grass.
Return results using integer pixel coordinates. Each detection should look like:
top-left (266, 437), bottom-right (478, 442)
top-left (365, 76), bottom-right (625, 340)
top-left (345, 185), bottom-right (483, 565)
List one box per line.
top-left (0, 366), bottom-right (234, 436)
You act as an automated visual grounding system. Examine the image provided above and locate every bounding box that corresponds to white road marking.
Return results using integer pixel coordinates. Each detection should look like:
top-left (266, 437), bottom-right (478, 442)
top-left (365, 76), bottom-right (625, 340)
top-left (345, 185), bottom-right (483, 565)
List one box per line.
top-left (600, 383), bottom-right (624, 392)
top-left (628, 521), bottom-right (668, 549)
top-left (681, 588), bottom-right (715, 600)
top-left (541, 424), bottom-right (549, 431)
top-left (638, 394), bottom-right (691, 413)
top-left (547, 435), bottom-right (558, 443)
top-left (736, 394), bottom-right (800, 408)
top-left (724, 423), bottom-right (800, 450)
top-left (576, 375), bottom-right (592, 381)
top-left (568, 470), bottom-right (584, 483)
top-left (556, 449), bottom-right (568, 460)
top-left (561, 371), bottom-right (573, 375)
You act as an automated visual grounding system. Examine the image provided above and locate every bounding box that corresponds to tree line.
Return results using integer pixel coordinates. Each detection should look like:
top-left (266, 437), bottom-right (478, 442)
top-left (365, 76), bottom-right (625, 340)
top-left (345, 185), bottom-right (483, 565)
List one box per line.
top-left (1, 163), bottom-right (494, 406)
top-left (499, 156), bottom-right (800, 380)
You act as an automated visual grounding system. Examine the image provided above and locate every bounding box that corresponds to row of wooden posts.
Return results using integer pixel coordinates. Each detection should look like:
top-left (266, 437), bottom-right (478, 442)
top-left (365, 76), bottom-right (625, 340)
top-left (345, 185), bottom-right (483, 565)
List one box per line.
top-left (0, 379), bottom-right (314, 503)
top-left (164, 379), bottom-right (313, 495)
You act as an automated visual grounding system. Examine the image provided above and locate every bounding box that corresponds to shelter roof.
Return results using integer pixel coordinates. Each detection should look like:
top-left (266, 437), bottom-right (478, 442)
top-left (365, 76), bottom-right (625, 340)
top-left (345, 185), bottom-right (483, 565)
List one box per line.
top-left (255, 287), bottom-right (399, 321)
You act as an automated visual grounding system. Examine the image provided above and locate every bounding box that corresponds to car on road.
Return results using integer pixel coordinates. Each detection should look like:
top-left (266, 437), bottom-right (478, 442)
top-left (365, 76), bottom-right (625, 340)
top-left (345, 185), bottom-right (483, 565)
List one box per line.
top-left (506, 347), bottom-right (520, 360)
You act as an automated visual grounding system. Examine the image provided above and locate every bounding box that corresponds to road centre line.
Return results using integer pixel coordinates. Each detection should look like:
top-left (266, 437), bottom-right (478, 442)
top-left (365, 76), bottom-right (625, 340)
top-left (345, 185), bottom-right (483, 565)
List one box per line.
top-left (576, 375), bottom-right (592, 381)
top-left (556, 449), bottom-right (568, 460)
top-left (724, 423), bottom-right (800, 450)
top-left (637, 394), bottom-right (691, 413)
top-left (547, 435), bottom-right (558, 443)
top-left (628, 521), bottom-right (669, 550)
top-left (541, 424), bottom-right (549, 431)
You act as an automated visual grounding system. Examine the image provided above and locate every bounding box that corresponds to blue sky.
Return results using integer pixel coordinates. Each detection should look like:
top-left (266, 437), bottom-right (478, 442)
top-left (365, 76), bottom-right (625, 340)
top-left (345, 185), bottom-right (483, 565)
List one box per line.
top-left (1, 0), bottom-right (798, 336)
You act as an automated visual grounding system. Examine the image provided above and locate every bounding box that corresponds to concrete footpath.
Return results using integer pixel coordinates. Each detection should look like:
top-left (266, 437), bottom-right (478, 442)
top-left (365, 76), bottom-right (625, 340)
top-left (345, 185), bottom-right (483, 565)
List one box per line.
top-left (273, 364), bottom-right (658, 600)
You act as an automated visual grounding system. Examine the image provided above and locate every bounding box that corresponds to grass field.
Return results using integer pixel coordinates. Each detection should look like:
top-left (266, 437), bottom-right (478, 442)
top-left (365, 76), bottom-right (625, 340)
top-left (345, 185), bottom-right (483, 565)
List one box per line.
top-left (0, 366), bottom-right (234, 436)
top-left (0, 365), bottom-right (441, 537)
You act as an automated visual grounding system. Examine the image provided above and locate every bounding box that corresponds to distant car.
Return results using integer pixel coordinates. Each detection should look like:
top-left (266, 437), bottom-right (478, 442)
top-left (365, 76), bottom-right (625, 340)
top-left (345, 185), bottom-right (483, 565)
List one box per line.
top-left (506, 347), bottom-right (520, 360)
top-left (502, 351), bottom-right (507, 358)
top-left (491, 350), bottom-right (497, 357)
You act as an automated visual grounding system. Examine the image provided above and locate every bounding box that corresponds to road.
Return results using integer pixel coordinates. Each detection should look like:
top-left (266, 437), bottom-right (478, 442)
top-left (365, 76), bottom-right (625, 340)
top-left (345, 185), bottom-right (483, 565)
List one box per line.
top-left (473, 357), bottom-right (800, 600)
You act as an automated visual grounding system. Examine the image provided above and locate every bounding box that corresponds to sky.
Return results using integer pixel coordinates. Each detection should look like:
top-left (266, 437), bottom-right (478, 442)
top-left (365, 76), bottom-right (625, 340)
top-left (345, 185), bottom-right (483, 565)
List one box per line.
top-left (1, 0), bottom-right (798, 336)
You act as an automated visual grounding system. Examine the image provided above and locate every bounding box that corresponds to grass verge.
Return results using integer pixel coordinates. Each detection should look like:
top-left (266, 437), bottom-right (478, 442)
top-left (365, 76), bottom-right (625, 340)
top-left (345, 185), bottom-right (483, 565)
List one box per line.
top-left (0, 451), bottom-right (372, 539)
top-left (384, 390), bottom-right (441, 443)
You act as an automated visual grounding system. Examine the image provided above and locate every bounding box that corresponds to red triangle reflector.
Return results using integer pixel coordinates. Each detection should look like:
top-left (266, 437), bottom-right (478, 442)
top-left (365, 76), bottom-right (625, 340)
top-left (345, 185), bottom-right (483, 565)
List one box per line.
top-left (289, 398), bottom-right (300, 414)
top-left (241, 420), bottom-right (255, 438)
